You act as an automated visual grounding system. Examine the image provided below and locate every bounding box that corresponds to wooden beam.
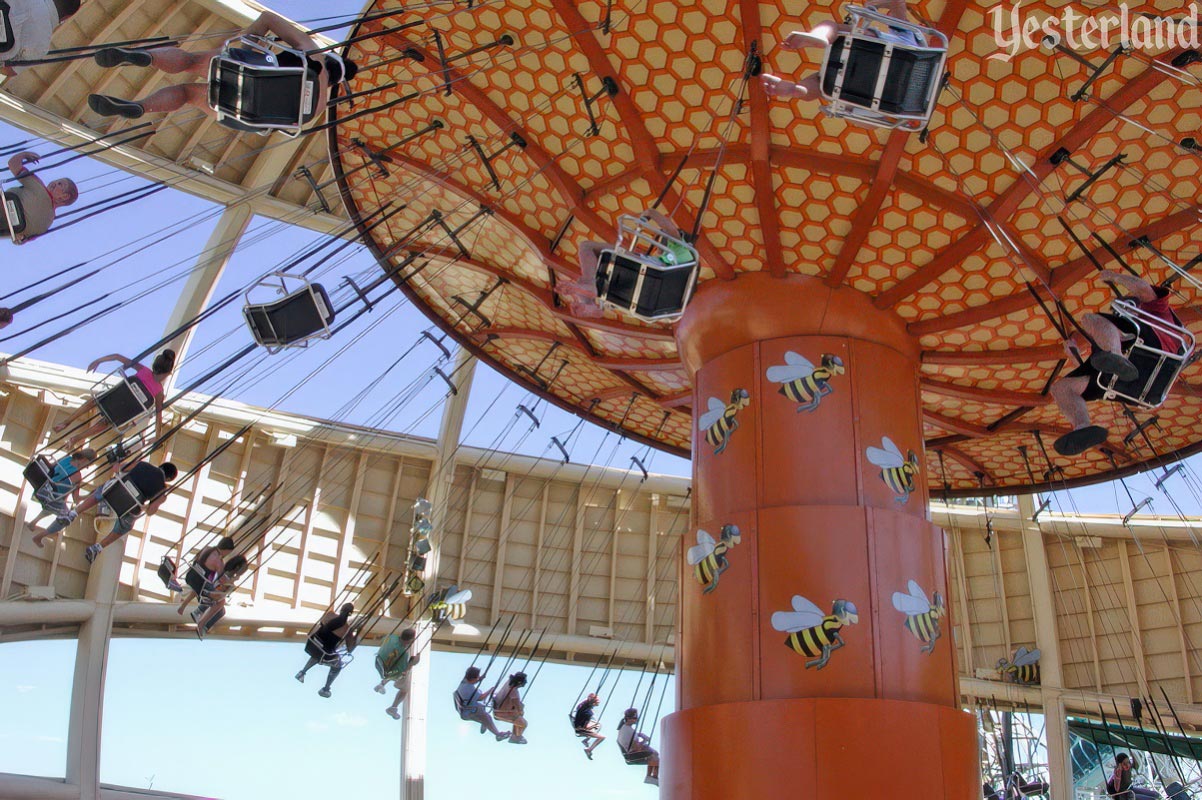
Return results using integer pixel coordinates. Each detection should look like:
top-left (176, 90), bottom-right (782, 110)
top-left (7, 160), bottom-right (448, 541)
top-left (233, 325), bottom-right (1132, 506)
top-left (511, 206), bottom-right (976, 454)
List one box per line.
top-left (568, 486), bottom-right (584, 636)
top-left (826, 134), bottom-right (908, 287)
top-left (290, 445), bottom-right (329, 609)
top-left (1163, 546), bottom-right (1194, 703)
top-left (646, 495), bottom-right (659, 646)
top-left (490, 473), bottom-right (516, 623)
top-left (608, 489), bottom-right (621, 629)
top-left (1, 403), bottom-right (53, 597)
top-left (378, 455), bottom-right (405, 615)
top-left (533, 482), bottom-right (548, 630)
top-left (331, 452), bottom-right (368, 603)
top-left (921, 344), bottom-right (1065, 366)
top-left (1116, 541), bottom-right (1150, 698)
top-left (455, 469), bottom-right (478, 589)
top-left (950, 525), bottom-right (976, 674)
top-left (992, 534), bottom-right (1012, 658)
top-left (1074, 544), bottom-right (1103, 692)
top-left (922, 379), bottom-right (1051, 407)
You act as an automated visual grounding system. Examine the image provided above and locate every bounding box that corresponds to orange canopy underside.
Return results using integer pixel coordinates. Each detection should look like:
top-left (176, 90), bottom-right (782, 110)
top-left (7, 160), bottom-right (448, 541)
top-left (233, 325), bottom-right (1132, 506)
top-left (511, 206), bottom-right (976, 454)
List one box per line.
top-left (329, 0), bottom-right (1202, 495)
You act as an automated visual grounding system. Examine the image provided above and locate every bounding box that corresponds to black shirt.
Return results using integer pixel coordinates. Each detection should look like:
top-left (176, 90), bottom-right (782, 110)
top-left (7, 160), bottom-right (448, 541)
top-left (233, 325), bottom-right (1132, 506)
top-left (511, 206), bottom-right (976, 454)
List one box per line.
top-left (573, 705), bottom-right (594, 730)
top-left (127, 461), bottom-right (167, 501)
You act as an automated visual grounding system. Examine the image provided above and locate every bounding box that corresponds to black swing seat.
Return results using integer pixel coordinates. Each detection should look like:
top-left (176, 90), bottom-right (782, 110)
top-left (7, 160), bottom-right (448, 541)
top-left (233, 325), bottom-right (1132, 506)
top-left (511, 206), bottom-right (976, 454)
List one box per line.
top-left (817, 4), bottom-right (948, 131)
top-left (1097, 298), bottom-right (1196, 409)
top-left (243, 273), bottom-right (335, 353)
top-left (2, 189), bottom-right (27, 241)
top-left (92, 373), bottom-right (155, 432)
top-left (595, 214), bottom-right (700, 323)
top-left (156, 555), bottom-right (177, 589)
top-left (23, 455), bottom-right (56, 494)
top-left (100, 475), bottom-right (146, 520)
top-left (617, 738), bottom-right (653, 766)
top-left (184, 563), bottom-right (215, 599)
top-left (208, 36), bottom-right (317, 137)
top-left (0, 1), bottom-right (14, 54)
top-left (305, 634), bottom-right (353, 667)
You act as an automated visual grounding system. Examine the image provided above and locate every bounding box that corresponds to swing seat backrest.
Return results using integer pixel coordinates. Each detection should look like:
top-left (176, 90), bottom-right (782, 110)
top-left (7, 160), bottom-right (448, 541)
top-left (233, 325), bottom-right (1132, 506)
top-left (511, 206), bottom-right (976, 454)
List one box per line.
top-left (208, 37), bottom-right (314, 138)
top-left (93, 374), bottom-right (155, 431)
top-left (184, 563), bottom-right (212, 599)
top-left (0, 1), bottom-right (14, 54)
top-left (156, 555), bottom-right (177, 589)
top-left (243, 277), bottom-right (335, 353)
top-left (100, 476), bottom-right (145, 520)
top-left (1097, 298), bottom-right (1196, 409)
top-left (818, 5), bottom-right (948, 130)
top-left (23, 455), bottom-right (55, 493)
top-left (595, 215), bottom-right (699, 323)
top-left (3, 189), bottom-right (26, 239)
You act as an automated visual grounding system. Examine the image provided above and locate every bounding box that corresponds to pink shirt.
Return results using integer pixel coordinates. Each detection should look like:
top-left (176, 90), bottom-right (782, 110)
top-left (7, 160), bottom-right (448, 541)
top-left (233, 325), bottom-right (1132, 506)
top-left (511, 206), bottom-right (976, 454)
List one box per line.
top-left (134, 365), bottom-right (163, 398)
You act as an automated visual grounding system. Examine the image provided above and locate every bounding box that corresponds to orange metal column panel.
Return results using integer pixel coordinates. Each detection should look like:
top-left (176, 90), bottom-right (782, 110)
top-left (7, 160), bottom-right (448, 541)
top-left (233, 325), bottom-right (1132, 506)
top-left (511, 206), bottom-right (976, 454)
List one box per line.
top-left (669, 274), bottom-right (977, 800)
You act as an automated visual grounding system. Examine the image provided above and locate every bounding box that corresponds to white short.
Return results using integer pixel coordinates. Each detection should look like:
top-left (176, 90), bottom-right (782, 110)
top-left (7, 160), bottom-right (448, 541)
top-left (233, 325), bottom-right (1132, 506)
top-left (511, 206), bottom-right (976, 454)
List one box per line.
top-left (2, 0), bottom-right (58, 70)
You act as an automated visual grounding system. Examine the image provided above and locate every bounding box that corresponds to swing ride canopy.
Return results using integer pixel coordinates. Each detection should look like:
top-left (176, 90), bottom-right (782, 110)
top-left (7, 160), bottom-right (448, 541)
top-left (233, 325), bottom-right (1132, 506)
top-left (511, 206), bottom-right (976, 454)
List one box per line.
top-left (329, 0), bottom-right (1202, 496)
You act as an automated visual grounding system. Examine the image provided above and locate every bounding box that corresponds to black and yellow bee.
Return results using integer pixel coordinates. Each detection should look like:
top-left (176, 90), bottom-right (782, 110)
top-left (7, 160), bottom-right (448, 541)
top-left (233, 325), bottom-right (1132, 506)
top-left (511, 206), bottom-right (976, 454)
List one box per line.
top-left (699, 389), bottom-right (750, 455)
top-left (771, 595), bottom-right (859, 670)
top-left (766, 351), bottom-right (845, 412)
top-left (891, 580), bottom-right (945, 654)
top-left (867, 436), bottom-right (920, 504)
top-left (428, 585), bottom-right (474, 632)
top-left (997, 646), bottom-right (1041, 685)
top-left (686, 524), bottom-right (742, 594)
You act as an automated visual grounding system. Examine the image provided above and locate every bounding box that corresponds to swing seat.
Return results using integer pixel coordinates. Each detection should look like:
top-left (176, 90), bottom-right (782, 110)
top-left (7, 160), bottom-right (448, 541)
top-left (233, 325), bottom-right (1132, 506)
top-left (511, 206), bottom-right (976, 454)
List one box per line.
top-left (1097, 298), bottom-right (1195, 409)
top-left (0, 1), bottom-right (14, 54)
top-left (100, 475), bottom-right (146, 520)
top-left (208, 36), bottom-right (316, 137)
top-left (243, 273), bottom-right (335, 353)
top-left (93, 374), bottom-right (155, 432)
top-left (304, 635), bottom-right (353, 668)
top-left (595, 215), bottom-right (699, 323)
top-left (156, 555), bottom-right (177, 589)
top-left (184, 563), bottom-right (214, 600)
top-left (23, 455), bottom-right (55, 493)
top-left (2, 189), bottom-right (26, 242)
top-left (1166, 781), bottom-right (1191, 800)
top-left (818, 5), bottom-right (948, 131)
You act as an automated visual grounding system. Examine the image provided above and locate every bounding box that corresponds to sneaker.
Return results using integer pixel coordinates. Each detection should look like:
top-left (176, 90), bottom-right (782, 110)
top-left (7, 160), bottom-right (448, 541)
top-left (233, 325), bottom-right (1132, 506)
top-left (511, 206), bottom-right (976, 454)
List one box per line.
top-left (644, 777), bottom-right (659, 786)
top-left (374, 683), bottom-right (387, 695)
top-left (190, 608), bottom-right (203, 624)
top-left (495, 731), bottom-right (511, 742)
top-left (84, 544), bottom-right (102, 563)
top-left (295, 671), bottom-right (306, 684)
top-left (318, 687), bottom-right (332, 698)
top-left (93, 47), bottom-right (153, 68)
top-left (385, 707), bottom-right (401, 720)
top-left (479, 724), bottom-right (487, 734)
top-left (88, 94), bottom-right (145, 120)
top-left (509, 735), bottom-right (528, 745)
top-left (59, 509), bottom-right (78, 525)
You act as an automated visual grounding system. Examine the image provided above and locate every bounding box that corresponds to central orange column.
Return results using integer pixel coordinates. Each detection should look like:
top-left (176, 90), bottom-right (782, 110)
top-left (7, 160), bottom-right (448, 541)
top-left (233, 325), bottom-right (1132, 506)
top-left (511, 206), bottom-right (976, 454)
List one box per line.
top-left (663, 274), bottom-right (978, 799)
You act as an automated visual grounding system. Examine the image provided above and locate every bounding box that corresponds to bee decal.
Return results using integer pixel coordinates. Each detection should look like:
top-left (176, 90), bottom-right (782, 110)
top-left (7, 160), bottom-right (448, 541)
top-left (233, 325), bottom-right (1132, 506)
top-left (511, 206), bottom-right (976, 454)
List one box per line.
top-left (867, 436), bottom-right (920, 504)
top-left (698, 388), bottom-right (750, 455)
top-left (686, 524), bottom-right (742, 594)
top-left (996, 646), bottom-right (1041, 685)
top-left (428, 585), bottom-right (474, 630)
top-left (766, 351), bottom-right (845, 413)
top-left (771, 595), bottom-right (859, 670)
top-left (891, 580), bottom-right (945, 654)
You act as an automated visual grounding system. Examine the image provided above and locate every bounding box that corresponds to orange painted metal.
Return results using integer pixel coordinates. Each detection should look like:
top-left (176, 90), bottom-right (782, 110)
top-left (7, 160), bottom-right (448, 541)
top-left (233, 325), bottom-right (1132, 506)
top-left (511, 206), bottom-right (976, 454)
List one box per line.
top-left (669, 274), bottom-right (976, 798)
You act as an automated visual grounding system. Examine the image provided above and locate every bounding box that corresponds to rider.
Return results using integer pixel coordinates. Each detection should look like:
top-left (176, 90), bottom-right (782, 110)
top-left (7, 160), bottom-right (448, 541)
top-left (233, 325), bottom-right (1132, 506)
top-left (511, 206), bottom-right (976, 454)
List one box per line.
top-left (0, 0), bottom-right (83, 76)
top-left (52, 348), bottom-right (175, 449)
top-left (297, 602), bottom-right (357, 698)
top-left (3, 150), bottom-right (79, 243)
top-left (572, 693), bottom-right (605, 758)
top-left (454, 666), bottom-right (511, 742)
top-left (491, 672), bottom-right (529, 745)
top-left (1050, 270), bottom-right (1183, 456)
top-left (87, 11), bottom-right (357, 125)
top-left (375, 627), bottom-right (420, 720)
top-left (615, 707), bottom-right (660, 786)
top-left (70, 457), bottom-right (178, 564)
top-left (28, 448), bottom-right (96, 548)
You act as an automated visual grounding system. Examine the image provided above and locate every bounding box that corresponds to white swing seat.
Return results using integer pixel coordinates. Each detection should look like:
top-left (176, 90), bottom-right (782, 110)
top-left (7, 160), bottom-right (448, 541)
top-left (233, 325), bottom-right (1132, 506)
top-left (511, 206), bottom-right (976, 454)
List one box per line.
top-left (1097, 298), bottom-right (1196, 409)
top-left (208, 36), bottom-right (316, 137)
top-left (817, 5), bottom-right (948, 131)
top-left (595, 214), bottom-right (699, 323)
top-left (243, 272), bottom-right (335, 353)
top-left (2, 189), bottom-right (26, 243)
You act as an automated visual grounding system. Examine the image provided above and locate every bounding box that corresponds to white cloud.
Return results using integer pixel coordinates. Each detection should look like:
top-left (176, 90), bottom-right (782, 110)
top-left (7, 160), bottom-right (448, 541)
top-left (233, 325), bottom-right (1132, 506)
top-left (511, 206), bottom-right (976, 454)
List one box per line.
top-left (332, 712), bottom-right (367, 728)
top-left (34, 735), bottom-right (64, 743)
top-left (15, 685), bottom-right (35, 693)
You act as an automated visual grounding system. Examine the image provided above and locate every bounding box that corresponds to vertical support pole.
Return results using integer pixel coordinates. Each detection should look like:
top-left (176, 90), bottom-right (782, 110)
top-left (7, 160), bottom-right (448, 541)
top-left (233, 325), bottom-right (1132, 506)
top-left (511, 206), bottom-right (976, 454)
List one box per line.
top-left (333, 452), bottom-right (369, 600)
top-left (1163, 546), bottom-right (1194, 703)
top-left (1075, 545), bottom-right (1102, 692)
top-left (403, 348), bottom-right (476, 800)
top-left (949, 524), bottom-right (976, 675)
top-left (646, 495), bottom-right (659, 646)
top-left (1017, 494), bottom-right (1068, 800)
top-left (568, 489), bottom-right (583, 636)
top-left (158, 204), bottom-right (254, 393)
top-left (608, 489), bottom-right (621, 630)
top-left (291, 446), bottom-right (330, 608)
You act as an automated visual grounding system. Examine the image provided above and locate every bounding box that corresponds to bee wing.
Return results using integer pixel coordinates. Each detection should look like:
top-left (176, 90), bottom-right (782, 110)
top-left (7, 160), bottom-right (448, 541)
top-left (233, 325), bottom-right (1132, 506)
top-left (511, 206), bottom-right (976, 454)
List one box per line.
top-left (766, 364), bottom-right (810, 382)
top-left (892, 590), bottom-right (931, 615)
top-left (882, 437), bottom-right (904, 459)
top-left (771, 608), bottom-right (827, 632)
top-left (867, 444), bottom-right (905, 468)
top-left (907, 579), bottom-right (931, 605)
top-left (446, 589), bottom-right (472, 605)
top-left (686, 531), bottom-right (716, 565)
top-left (1014, 648), bottom-right (1041, 666)
top-left (790, 595), bottom-right (825, 615)
top-left (698, 397), bottom-right (727, 430)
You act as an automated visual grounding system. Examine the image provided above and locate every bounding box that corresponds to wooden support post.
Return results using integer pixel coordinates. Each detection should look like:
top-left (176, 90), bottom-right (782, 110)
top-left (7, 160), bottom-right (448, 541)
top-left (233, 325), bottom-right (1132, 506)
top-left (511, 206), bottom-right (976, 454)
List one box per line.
top-left (379, 456), bottom-right (405, 615)
top-left (1075, 545), bottom-right (1103, 692)
top-left (490, 473), bottom-right (515, 623)
top-left (949, 524), bottom-right (976, 675)
top-left (1, 403), bottom-right (52, 597)
top-left (992, 531), bottom-right (1013, 658)
top-left (608, 489), bottom-right (621, 630)
top-left (533, 482), bottom-right (548, 630)
top-left (455, 470), bottom-right (477, 589)
top-left (1163, 546), bottom-right (1194, 703)
top-left (254, 446), bottom-right (292, 605)
top-left (332, 452), bottom-right (368, 602)
top-left (292, 446), bottom-right (330, 608)
top-left (568, 488), bottom-right (584, 636)
top-left (1116, 541), bottom-right (1151, 699)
